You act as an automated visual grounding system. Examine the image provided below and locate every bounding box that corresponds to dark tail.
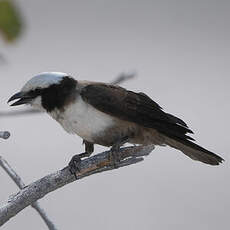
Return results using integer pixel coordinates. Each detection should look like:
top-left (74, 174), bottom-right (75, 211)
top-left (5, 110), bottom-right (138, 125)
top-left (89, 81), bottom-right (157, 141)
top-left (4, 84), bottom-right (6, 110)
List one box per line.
top-left (164, 135), bottom-right (224, 165)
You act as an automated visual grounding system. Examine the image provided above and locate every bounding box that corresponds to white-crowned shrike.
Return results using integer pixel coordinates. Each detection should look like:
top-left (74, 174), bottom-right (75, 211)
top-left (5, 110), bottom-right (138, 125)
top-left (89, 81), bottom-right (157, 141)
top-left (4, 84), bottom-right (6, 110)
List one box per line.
top-left (8, 72), bottom-right (224, 173)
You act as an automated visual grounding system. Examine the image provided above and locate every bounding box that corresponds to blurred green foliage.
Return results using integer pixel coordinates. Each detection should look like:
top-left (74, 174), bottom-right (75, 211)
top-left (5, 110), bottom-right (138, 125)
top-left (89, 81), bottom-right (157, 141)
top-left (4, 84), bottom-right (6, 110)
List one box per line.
top-left (0, 0), bottom-right (23, 42)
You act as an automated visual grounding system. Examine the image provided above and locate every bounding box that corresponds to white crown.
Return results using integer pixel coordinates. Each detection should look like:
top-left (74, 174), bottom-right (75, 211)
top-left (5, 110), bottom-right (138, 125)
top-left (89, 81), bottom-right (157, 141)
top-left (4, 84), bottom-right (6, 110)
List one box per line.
top-left (22, 72), bottom-right (68, 92)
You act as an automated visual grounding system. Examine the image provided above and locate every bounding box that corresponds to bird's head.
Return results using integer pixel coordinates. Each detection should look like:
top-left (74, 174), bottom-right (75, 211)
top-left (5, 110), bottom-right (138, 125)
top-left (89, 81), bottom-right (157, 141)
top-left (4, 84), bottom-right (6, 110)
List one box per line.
top-left (8, 72), bottom-right (77, 112)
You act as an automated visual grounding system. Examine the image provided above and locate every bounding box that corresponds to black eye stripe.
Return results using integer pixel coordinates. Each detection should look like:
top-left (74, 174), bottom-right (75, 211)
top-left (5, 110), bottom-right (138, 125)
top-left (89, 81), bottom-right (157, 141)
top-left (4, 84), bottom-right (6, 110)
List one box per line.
top-left (28, 88), bottom-right (43, 97)
top-left (40, 76), bottom-right (77, 112)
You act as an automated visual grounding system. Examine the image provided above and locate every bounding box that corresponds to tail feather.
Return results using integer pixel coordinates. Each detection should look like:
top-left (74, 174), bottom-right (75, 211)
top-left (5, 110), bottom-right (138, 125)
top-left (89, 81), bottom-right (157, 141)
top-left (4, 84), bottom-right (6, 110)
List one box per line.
top-left (166, 113), bottom-right (189, 128)
top-left (164, 136), bottom-right (224, 165)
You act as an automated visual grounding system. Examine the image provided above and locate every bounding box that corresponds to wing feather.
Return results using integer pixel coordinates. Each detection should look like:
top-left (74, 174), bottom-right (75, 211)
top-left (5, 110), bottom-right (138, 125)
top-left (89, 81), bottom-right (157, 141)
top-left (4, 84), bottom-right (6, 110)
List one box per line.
top-left (80, 84), bottom-right (224, 165)
top-left (80, 84), bottom-right (193, 141)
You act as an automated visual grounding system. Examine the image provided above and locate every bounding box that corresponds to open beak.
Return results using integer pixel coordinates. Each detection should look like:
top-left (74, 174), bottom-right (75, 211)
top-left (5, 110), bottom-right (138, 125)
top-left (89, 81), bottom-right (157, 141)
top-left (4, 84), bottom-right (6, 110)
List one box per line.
top-left (8, 92), bottom-right (33, 106)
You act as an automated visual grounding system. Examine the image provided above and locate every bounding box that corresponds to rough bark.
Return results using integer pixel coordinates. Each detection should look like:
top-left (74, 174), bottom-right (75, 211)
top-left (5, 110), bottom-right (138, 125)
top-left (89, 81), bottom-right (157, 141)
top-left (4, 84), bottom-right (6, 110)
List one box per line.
top-left (0, 145), bottom-right (154, 227)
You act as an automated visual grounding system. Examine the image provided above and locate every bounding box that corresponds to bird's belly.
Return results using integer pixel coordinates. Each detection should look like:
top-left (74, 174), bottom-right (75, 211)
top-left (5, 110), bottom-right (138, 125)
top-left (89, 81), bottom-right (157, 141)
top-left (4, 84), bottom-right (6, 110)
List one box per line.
top-left (49, 97), bottom-right (166, 147)
top-left (50, 98), bottom-right (115, 143)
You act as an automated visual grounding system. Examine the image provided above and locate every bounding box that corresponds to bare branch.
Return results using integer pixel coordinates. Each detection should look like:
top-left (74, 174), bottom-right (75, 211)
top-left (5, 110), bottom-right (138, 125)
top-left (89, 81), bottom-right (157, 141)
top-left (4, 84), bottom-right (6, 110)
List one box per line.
top-left (0, 145), bottom-right (154, 227)
top-left (0, 156), bottom-right (58, 230)
top-left (0, 108), bottom-right (41, 118)
top-left (0, 131), bottom-right (10, 139)
top-left (0, 132), bottom-right (57, 228)
top-left (110, 72), bottom-right (136, 85)
top-left (1, 72), bottom-right (136, 118)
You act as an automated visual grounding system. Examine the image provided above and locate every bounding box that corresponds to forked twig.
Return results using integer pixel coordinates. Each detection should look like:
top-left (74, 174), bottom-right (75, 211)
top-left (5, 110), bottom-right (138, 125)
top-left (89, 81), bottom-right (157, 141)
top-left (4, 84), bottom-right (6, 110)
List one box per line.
top-left (0, 145), bottom-right (154, 227)
top-left (0, 157), bottom-right (58, 230)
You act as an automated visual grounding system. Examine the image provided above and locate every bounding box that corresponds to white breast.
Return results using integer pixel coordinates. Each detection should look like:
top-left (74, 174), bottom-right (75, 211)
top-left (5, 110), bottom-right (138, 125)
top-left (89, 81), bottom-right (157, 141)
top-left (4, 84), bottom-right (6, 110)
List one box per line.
top-left (49, 97), bottom-right (115, 142)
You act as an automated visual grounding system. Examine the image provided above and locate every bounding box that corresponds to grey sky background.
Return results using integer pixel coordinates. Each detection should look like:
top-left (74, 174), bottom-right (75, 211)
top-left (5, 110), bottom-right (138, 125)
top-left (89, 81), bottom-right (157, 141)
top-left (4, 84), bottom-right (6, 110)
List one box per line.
top-left (1, 0), bottom-right (230, 229)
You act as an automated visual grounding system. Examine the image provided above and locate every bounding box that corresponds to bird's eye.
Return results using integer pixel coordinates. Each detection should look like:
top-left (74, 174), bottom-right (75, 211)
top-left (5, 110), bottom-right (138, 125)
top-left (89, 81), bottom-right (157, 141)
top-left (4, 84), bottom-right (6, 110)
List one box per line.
top-left (28, 88), bottom-right (42, 98)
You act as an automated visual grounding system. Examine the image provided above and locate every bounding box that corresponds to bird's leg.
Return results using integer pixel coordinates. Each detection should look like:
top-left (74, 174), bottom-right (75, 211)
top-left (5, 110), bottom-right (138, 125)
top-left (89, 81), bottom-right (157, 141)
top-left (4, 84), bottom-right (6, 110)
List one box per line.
top-left (109, 136), bottom-right (129, 168)
top-left (69, 140), bottom-right (94, 176)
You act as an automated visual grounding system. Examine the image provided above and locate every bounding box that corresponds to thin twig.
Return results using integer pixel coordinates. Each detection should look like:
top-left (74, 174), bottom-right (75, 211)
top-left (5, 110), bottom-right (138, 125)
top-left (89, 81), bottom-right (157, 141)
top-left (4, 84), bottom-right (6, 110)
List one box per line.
top-left (0, 72), bottom-right (137, 117)
top-left (110, 72), bottom-right (136, 85)
top-left (0, 156), bottom-right (58, 230)
top-left (0, 145), bottom-right (154, 227)
top-left (0, 131), bottom-right (57, 229)
top-left (0, 131), bottom-right (10, 139)
top-left (0, 108), bottom-right (41, 117)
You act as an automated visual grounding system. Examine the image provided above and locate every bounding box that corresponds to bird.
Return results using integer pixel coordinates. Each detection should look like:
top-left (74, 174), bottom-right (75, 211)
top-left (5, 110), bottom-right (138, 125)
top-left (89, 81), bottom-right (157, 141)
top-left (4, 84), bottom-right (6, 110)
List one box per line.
top-left (8, 72), bottom-right (224, 173)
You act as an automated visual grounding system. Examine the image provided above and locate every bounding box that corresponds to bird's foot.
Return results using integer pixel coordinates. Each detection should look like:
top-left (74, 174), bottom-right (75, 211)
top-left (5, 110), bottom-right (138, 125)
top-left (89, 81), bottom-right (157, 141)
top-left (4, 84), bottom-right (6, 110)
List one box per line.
top-left (109, 136), bottom-right (129, 168)
top-left (69, 154), bottom-right (82, 177)
top-left (69, 151), bottom-right (92, 178)
top-left (109, 144), bottom-right (123, 168)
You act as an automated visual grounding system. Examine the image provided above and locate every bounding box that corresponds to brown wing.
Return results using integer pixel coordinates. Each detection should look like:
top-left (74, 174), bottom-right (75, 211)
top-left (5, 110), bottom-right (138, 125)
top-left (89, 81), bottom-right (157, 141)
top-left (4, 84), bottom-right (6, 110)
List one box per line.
top-left (80, 84), bottom-right (194, 141)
